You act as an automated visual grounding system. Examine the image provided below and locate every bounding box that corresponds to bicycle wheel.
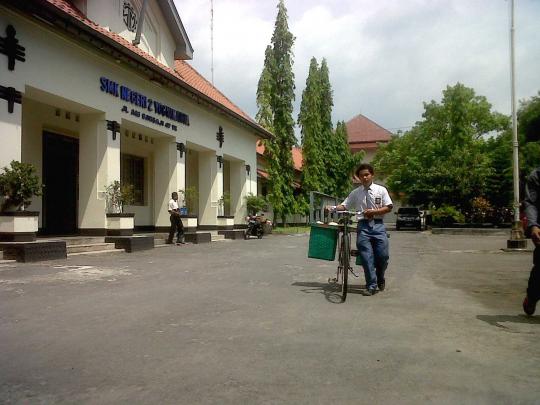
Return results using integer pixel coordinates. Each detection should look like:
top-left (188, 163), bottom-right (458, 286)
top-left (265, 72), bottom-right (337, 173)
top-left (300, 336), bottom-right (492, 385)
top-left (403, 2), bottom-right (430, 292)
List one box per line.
top-left (340, 232), bottom-right (350, 302)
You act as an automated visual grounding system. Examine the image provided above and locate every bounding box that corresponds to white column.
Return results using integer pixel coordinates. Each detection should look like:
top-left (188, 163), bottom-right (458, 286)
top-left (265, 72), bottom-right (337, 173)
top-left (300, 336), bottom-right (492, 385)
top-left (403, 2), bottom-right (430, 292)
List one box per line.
top-left (198, 151), bottom-right (217, 226)
top-left (79, 113), bottom-right (120, 231)
top-left (176, 141), bottom-right (186, 202)
top-left (216, 155), bottom-right (224, 216)
top-left (0, 98), bottom-right (22, 169)
top-left (154, 139), bottom-right (177, 228)
top-left (230, 161), bottom-right (247, 224)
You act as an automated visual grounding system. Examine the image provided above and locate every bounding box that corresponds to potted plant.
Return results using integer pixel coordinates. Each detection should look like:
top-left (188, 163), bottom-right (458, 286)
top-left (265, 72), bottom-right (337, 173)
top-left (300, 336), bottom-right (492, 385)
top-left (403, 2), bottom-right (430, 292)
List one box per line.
top-left (179, 186), bottom-right (198, 215)
top-left (104, 180), bottom-right (135, 236)
top-left (178, 186), bottom-right (198, 231)
top-left (217, 191), bottom-right (231, 216)
top-left (0, 161), bottom-right (43, 241)
top-left (217, 191), bottom-right (233, 229)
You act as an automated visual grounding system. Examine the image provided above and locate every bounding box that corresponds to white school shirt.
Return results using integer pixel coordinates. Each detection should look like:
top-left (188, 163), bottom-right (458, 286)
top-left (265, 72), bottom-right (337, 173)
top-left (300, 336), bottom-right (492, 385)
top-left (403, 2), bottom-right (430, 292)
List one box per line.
top-left (168, 199), bottom-right (179, 213)
top-left (341, 183), bottom-right (393, 220)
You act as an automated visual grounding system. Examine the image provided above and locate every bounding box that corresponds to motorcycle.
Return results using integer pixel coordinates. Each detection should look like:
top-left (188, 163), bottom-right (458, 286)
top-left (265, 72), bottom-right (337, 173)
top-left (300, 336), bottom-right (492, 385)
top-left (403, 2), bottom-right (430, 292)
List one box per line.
top-left (244, 215), bottom-right (265, 239)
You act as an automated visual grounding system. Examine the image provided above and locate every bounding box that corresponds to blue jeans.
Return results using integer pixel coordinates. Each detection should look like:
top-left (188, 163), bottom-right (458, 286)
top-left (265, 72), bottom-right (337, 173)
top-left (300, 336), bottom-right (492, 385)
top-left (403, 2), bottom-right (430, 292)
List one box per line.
top-left (356, 220), bottom-right (389, 290)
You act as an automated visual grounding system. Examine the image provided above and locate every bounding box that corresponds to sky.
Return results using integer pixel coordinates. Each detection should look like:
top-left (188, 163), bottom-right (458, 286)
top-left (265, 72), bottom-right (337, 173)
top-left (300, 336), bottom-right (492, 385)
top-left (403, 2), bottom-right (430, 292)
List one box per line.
top-left (175, 0), bottom-right (540, 137)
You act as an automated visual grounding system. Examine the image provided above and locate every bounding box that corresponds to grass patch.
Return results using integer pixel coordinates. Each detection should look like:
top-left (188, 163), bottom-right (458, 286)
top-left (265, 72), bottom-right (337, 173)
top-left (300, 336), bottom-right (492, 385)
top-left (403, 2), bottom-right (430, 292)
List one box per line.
top-left (272, 226), bottom-right (310, 234)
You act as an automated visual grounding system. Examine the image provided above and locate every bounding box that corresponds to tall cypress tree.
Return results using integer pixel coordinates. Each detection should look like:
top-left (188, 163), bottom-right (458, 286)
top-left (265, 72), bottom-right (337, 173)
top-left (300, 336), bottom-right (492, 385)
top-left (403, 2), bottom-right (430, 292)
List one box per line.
top-left (298, 57), bottom-right (324, 213)
top-left (257, 0), bottom-right (296, 225)
top-left (333, 121), bottom-right (362, 198)
top-left (256, 45), bottom-right (274, 132)
top-left (318, 59), bottom-right (335, 194)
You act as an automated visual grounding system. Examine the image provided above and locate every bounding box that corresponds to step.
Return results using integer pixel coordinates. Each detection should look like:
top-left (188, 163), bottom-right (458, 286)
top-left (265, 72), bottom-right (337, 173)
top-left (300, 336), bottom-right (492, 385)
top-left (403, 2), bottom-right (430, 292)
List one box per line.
top-left (211, 234), bottom-right (226, 242)
top-left (68, 249), bottom-right (125, 257)
top-left (67, 243), bottom-right (117, 254)
top-left (52, 237), bottom-right (106, 246)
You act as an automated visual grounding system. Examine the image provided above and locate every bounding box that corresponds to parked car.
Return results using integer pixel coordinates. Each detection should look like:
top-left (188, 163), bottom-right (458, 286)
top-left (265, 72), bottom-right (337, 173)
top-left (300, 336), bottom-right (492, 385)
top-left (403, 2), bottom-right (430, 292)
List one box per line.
top-left (396, 207), bottom-right (422, 231)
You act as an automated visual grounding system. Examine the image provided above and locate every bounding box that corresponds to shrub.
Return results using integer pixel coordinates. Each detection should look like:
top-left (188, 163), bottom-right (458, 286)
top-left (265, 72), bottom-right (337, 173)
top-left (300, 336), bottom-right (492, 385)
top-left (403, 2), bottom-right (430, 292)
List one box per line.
top-left (245, 193), bottom-right (267, 215)
top-left (431, 204), bottom-right (465, 226)
top-left (0, 161), bottom-right (43, 211)
top-left (104, 181), bottom-right (135, 213)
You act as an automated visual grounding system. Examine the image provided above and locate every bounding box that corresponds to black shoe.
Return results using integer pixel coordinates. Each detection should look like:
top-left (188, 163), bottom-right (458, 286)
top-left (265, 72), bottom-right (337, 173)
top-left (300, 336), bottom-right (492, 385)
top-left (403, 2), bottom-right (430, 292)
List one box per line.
top-left (176, 241), bottom-right (186, 245)
top-left (377, 280), bottom-right (386, 291)
top-left (165, 241), bottom-right (173, 244)
top-left (364, 288), bottom-right (378, 296)
top-left (523, 296), bottom-right (537, 316)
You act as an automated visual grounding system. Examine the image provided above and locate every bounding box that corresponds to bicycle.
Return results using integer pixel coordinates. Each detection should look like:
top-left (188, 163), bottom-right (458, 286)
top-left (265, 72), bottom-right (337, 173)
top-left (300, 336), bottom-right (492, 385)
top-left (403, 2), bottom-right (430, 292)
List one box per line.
top-left (328, 210), bottom-right (360, 302)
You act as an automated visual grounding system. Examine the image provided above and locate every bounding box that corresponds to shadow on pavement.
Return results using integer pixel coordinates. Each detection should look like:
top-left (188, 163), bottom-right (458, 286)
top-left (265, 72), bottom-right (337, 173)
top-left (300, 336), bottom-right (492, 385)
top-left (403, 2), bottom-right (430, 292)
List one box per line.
top-left (292, 281), bottom-right (367, 304)
top-left (476, 314), bottom-right (540, 331)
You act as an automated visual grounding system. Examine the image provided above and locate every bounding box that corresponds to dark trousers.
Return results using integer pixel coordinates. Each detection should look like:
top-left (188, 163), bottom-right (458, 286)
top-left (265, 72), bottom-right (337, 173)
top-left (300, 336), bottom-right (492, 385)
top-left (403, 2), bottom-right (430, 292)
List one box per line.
top-left (527, 247), bottom-right (540, 301)
top-left (167, 213), bottom-right (184, 243)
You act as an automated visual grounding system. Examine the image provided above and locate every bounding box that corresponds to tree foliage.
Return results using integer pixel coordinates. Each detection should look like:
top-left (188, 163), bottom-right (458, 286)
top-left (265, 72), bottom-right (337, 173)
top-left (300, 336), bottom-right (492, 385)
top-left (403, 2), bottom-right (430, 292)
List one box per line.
top-left (373, 83), bottom-right (509, 211)
top-left (257, 0), bottom-right (296, 224)
top-left (297, 57), bottom-right (324, 212)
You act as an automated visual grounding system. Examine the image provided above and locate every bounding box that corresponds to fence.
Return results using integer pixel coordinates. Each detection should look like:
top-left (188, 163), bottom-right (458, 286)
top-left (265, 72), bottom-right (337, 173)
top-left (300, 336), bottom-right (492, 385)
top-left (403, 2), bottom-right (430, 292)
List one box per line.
top-left (309, 191), bottom-right (341, 224)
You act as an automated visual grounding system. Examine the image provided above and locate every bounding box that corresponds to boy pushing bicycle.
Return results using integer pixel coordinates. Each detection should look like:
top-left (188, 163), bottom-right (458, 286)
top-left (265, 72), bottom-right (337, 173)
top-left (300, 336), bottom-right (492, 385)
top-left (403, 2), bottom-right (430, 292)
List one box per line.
top-left (328, 163), bottom-right (393, 296)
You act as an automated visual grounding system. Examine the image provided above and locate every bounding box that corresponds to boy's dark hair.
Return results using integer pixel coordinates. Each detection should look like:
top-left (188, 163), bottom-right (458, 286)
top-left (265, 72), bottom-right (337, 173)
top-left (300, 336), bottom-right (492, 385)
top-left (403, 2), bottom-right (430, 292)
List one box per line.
top-left (171, 192), bottom-right (178, 198)
top-left (355, 163), bottom-right (374, 176)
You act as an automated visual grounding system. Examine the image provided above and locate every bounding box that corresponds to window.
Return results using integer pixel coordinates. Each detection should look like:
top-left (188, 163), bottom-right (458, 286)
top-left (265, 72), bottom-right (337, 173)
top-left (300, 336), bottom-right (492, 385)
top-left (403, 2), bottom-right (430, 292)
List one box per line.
top-left (121, 154), bottom-right (145, 205)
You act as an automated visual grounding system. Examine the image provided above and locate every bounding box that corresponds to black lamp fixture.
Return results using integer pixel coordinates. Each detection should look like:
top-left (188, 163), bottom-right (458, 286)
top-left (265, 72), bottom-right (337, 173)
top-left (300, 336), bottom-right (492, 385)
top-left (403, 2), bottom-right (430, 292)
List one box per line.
top-left (106, 120), bottom-right (120, 140)
top-left (0, 85), bottom-right (21, 114)
top-left (176, 142), bottom-right (185, 158)
top-left (217, 155), bottom-right (223, 168)
top-left (0, 25), bottom-right (26, 71)
top-left (245, 164), bottom-right (251, 176)
top-left (216, 126), bottom-right (224, 148)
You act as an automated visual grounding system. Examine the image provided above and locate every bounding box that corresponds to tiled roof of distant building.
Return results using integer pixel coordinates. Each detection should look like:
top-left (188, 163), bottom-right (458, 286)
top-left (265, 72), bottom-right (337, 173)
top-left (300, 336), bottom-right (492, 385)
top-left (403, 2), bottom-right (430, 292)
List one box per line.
top-left (256, 141), bottom-right (302, 171)
top-left (346, 114), bottom-right (392, 150)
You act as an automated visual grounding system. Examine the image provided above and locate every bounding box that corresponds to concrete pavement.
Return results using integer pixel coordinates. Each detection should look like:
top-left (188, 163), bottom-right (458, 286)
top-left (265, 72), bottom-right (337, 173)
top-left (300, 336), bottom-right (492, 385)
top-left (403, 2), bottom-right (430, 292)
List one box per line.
top-left (0, 231), bottom-right (538, 404)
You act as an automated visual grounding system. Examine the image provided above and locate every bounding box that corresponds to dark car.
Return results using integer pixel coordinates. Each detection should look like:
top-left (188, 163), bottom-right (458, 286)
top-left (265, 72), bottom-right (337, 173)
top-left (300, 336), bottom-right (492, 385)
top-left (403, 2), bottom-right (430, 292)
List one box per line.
top-left (396, 207), bottom-right (422, 231)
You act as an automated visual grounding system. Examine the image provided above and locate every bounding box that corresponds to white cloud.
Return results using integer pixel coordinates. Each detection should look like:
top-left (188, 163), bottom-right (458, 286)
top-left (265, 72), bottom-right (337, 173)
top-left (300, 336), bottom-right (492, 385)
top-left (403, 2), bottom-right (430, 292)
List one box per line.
top-left (175, 0), bottom-right (540, 136)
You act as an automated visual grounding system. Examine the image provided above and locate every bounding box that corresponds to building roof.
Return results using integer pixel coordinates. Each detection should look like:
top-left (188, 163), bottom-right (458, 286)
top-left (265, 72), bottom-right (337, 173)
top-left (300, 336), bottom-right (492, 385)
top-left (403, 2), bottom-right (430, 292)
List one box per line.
top-left (256, 141), bottom-right (303, 171)
top-left (11, 0), bottom-right (270, 138)
top-left (346, 114), bottom-right (392, 149)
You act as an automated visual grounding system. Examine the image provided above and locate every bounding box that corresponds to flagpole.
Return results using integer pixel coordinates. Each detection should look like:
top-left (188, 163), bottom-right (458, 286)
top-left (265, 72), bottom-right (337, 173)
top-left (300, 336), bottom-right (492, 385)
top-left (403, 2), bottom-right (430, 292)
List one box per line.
top-left (507, 0), bottom-right (526, 249)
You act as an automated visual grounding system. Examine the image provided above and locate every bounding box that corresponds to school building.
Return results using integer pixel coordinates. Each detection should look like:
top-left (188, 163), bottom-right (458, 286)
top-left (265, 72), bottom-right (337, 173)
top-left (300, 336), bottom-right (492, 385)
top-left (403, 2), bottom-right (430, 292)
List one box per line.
top-left (0, 0), bottom-right (271, 235)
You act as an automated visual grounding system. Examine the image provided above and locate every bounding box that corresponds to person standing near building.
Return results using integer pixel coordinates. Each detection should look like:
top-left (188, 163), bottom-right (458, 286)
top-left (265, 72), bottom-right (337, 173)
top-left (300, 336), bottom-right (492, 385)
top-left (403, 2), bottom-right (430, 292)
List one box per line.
top-left (167, 192), bottom-right (185, 245)
top-left (328, 163), bottom-right (393, 296)
top-left (523, 167), bottom-right (540, 315)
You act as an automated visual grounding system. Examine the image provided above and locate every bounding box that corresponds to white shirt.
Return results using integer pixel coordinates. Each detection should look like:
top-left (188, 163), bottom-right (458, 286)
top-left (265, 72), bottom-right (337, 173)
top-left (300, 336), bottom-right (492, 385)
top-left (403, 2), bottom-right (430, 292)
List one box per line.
top-left (341, 183), bottom-right (393, 220)
top-left (168, 199), bottom-right (179, 213)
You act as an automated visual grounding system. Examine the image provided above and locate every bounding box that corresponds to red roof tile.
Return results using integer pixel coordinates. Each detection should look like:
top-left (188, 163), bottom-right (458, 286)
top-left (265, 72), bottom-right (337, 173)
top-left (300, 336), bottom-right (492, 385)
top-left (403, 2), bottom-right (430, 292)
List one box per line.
top-left (256, 141), bottom-right (302, 171)
top-left (346, 114), bottom-right (392, 145)
top-left (40, 0), bottom-right (265, 135)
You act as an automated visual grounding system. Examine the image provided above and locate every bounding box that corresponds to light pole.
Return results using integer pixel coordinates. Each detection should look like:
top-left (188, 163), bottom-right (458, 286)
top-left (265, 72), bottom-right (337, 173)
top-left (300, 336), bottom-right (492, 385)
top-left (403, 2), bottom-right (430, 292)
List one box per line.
top-left (507, 0), bottom-right (526, 249)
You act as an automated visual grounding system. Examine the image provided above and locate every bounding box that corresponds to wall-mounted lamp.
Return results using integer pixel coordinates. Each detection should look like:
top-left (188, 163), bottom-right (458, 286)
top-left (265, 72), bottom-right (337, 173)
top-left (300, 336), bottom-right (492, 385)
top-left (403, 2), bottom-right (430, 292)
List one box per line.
top-left (0, 85), bottom-right (21, 114)
top-left (176, 142), bottom-right (185, 158)
top-left (217, 155), bottom-right (223, 168)
top-left (245, 164), bottom-right (251, 176)
top-left (106, 120), bottom-right (120, 141)
top-left (216, 126), bottom-right (224, 148)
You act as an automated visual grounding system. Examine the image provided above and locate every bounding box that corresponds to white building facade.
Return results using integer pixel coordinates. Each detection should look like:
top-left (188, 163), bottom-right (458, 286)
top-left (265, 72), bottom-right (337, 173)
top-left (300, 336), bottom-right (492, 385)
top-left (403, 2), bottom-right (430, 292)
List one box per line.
top-left (0, 0), bottom-right (269, 235)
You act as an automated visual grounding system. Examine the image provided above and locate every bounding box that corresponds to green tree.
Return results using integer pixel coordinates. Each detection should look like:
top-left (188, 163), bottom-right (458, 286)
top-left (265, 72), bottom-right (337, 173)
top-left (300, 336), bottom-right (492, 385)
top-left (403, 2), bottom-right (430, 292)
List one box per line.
top-left (258, 0), bottom-right (297, 225)
top-left (298, 57), bottom-right (324, 213)
top-left (373, 83), bottom-right (509, 211)
top-left (518, 93), bottom-right (540, 177)
top-left (255, 45), bottom-right (274, 132)
top-left (317, 59), bottom-right (335, 194)
top-left (332, 121), bottom-right (362, 198)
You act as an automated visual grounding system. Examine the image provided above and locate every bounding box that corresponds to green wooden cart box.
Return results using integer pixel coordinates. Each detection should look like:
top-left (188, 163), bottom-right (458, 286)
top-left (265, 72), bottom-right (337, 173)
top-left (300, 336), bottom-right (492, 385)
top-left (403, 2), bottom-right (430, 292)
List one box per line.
top-left (308, 224), bottom-right (339, 261)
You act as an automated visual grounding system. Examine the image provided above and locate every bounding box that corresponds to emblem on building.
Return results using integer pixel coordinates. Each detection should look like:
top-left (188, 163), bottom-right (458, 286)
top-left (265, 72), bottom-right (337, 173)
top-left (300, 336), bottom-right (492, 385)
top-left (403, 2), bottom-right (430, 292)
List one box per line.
top-left (123, 1), bottom-right (138, 33)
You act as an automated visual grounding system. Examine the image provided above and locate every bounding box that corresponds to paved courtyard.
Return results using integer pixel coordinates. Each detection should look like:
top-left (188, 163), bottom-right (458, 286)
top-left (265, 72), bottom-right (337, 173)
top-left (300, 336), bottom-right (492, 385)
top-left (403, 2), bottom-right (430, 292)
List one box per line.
top-left (0, 231), bottom-right (539, 404)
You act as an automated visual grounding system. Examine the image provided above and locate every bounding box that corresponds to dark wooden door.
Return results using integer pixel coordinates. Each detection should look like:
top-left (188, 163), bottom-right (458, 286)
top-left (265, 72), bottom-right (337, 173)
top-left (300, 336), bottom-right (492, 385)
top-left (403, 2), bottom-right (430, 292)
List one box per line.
top-left (42, 132), bottom-right (79, 235)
